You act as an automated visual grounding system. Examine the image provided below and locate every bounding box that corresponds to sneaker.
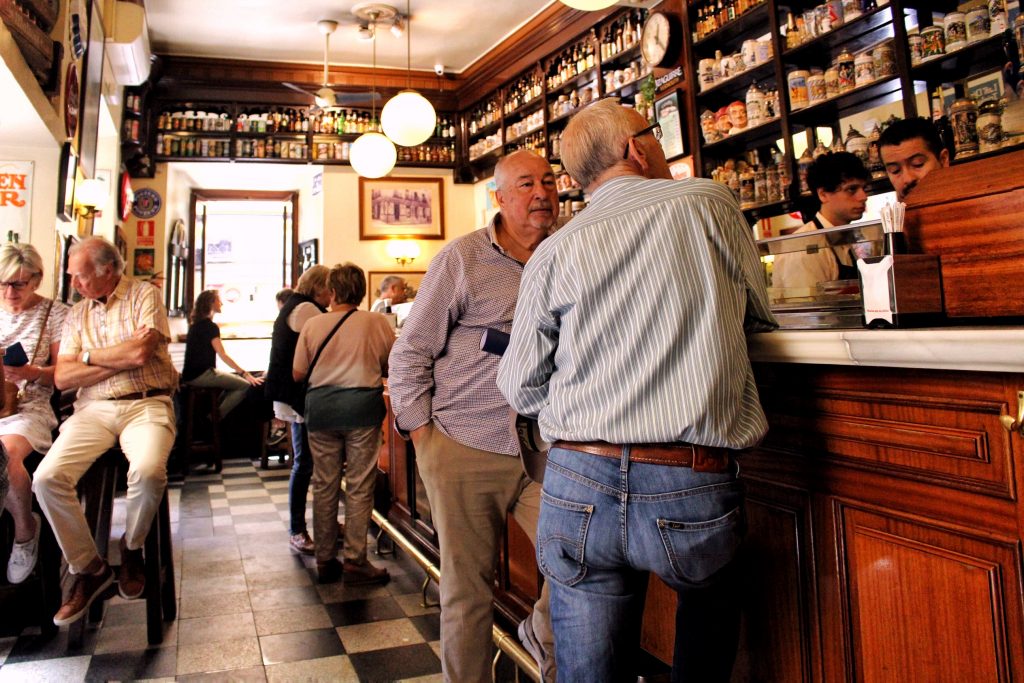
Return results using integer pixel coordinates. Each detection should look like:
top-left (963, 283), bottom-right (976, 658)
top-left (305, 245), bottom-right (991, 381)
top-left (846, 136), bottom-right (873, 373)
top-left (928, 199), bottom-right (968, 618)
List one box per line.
top-left (7, 512), bottom-right (41, 584)
top-left (519, 615), bottom-right (556, 683)
top-left (317, 558), bottom-right (343, 584)
top-left (118, 535), bottom-right (146, 600)
top-left (289, 531), bottom-right (315, 555)
top-left (342, 558), bottom-right (389, 586)
top-left (53, 562), bottom-right (114, 626)
top-left (267, 426), bottom-right (288, 446)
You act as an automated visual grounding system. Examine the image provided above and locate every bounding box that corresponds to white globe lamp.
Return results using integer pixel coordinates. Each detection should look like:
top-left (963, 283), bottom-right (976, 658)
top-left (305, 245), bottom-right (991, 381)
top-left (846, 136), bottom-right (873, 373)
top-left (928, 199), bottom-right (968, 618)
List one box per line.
top-left (559, 0), bottom-right (618, 9)
top-left (350, 132), bottom-right (397, 178)
top-left (381, 90), bottom-right (437, 146)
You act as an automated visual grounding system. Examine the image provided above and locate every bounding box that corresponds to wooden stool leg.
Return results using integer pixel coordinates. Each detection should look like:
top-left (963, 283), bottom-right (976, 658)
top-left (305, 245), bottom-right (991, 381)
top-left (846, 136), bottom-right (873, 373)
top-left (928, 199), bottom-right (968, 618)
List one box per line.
top-left (210, 392), bottom-right (222, 473)
top-left (159, 490), bottom-right (176, 620)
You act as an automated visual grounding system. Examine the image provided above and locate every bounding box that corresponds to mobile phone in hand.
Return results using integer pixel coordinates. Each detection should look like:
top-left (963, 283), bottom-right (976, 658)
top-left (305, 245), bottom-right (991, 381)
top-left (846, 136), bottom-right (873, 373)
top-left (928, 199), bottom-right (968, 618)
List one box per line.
top-left (3, 342), bottom-right (28, 367)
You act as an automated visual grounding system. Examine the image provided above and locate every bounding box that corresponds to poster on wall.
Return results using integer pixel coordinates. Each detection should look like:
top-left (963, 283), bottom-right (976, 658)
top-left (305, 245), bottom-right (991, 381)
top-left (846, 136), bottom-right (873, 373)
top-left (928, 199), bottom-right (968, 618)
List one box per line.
top-left (133, 248), bottom-right (155, 276)
top-left (136, 219), bottom-right (155, 246)
top-left (0, 160), bottom-right (34, 243)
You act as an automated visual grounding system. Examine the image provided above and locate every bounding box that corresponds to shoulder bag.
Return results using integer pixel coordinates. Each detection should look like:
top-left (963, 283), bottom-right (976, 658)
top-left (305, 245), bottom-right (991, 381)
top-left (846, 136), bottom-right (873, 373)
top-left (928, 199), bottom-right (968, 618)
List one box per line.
top-left (0, 299), bottom-right (54, 419)
top-left (293, 308), bottom-right (357, 417)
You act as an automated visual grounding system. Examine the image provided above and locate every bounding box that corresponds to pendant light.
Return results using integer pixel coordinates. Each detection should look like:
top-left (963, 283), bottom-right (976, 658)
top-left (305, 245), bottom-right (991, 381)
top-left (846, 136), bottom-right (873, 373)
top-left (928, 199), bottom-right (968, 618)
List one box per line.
top-left (381, 0), bottom-right (437, 147)
top-left (559, 0), bottom-right (618, 9)
top-left (350, 16), bottom-right (397, 178)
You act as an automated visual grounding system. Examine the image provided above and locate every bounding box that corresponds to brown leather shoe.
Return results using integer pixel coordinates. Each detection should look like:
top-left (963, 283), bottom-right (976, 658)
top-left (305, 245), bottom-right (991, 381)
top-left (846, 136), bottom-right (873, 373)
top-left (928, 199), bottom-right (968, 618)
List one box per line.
top-left (53, 562), bottom-right (114, 626)
top-left (342, 558), bottom-right (390, 586)
top-left (118, 535), bottom-right (145, 600)
top-left (289, 531), bottom-right (315, 555)
top-left (317, 558), bottom-right (343, 584)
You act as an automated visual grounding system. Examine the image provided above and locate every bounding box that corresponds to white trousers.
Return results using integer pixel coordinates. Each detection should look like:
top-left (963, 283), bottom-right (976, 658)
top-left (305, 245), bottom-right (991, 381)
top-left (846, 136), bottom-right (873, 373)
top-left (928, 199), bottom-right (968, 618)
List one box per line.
top-left (33, 397), bottom-right (176, 573)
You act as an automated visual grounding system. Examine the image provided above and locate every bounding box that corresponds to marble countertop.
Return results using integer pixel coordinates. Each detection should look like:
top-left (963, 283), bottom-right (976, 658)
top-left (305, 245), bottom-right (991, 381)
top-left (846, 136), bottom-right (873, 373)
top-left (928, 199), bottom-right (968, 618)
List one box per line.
top-left (748, 327), bottom-right (1024, 373)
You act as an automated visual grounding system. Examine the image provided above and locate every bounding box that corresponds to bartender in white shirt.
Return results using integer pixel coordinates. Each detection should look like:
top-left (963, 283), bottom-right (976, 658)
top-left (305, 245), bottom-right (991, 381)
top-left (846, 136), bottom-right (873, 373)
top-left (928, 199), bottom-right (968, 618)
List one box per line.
top-left (773, 152), bottom-right (870, 291)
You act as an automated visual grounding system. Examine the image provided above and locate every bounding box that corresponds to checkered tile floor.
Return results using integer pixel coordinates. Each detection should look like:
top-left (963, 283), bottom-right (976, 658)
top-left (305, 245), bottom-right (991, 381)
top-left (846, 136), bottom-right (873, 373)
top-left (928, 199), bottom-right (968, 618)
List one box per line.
top-left (0, 457), bottom-right (459, 682)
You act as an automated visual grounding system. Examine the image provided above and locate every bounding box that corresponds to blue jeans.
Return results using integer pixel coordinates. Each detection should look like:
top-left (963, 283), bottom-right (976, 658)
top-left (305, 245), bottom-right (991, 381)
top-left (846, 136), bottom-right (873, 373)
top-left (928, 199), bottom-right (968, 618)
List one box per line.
top-left (288, 421), bottom-right (313, 535)
top-left (538, 446), bottom-right (745, 683)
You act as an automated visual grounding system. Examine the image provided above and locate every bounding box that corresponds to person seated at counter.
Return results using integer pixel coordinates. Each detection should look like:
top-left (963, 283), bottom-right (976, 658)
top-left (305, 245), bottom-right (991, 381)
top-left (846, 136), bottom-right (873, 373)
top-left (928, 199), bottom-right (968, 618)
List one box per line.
top-left (181, 290), bottom-right (262, 418)
top-left (879, 116), bottom-right (950, 201)
top-left (772, 152), bottom-right (869, 292)
top-left (370, 276), bottom-right (407, 313)
top-left (35, 237), bottom-right (177, 625)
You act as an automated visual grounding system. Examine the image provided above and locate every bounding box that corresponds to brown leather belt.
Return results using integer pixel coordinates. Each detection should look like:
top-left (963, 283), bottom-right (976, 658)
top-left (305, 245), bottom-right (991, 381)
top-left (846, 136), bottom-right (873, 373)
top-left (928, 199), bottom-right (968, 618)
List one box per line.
top-left (104, 388), bottom-right (173, 401)
top-left (553, 440), bottom-right (733, 472)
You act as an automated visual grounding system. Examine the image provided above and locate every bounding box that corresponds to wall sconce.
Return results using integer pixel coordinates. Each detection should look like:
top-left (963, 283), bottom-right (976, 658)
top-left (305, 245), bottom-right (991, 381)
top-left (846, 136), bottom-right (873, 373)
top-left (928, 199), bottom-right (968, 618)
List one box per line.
top-left (75, 178), bottom-right (108, 219)
top-left (386, 239), bottom-right (420, 266)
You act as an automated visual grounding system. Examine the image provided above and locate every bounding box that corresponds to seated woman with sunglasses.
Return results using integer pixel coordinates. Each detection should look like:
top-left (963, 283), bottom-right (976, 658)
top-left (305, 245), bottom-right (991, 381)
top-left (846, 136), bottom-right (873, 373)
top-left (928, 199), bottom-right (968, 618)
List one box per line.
top-left (0, 243), bottom-right (68, 585)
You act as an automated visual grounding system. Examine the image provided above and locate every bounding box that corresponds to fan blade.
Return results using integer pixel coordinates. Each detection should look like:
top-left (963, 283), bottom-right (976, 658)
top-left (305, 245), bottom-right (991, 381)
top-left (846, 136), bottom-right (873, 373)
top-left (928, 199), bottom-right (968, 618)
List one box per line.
top-left (335, 91), bottom-right (382, 106)
top-left (282, 82), bottom-right (316, 98)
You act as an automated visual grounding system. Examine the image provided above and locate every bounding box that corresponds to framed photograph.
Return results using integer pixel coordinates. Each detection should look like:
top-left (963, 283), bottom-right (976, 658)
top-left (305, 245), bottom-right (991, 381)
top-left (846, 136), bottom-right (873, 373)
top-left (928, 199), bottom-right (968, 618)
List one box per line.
top-left (298, 238), bottom-right (319, 273)
top-left (133, 248), bottom-right (155, 276)
top-left (655, 90), bottom-right (686, 160)
top-left (367, 271), bottom-right (426, 309)
top-left (966, 71), bottom-right (1004, 106)
top-left (359, 177), bottom-right (445, 240)
top-left (57, 142), bottom-right (78, 222)
top-left (78, 0), bottom-right (105, 177)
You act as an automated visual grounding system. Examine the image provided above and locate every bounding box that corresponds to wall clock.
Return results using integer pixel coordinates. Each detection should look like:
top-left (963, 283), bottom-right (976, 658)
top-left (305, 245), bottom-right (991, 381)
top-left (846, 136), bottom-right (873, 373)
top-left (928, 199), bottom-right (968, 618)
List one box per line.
top-left (641, 12), bottom-right (682, 68)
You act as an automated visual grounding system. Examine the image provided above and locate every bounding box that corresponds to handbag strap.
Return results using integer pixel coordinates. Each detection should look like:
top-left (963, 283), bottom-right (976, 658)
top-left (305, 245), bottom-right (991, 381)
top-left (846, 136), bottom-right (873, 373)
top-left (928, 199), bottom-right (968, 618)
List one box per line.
top-left (304, 308), bottom-right (357, 384)
top-left (28, 299), bottom-right (55, 366)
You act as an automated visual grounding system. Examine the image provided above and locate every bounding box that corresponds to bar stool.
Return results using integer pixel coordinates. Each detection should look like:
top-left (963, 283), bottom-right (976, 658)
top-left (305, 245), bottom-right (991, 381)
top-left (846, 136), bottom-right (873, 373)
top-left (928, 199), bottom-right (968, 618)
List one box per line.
top-left (67, 448), bottom-right (176, 647)
top-left (181, 385), bottom-right (223, 474)
top-left (260, 421), bottom-right (294, 469)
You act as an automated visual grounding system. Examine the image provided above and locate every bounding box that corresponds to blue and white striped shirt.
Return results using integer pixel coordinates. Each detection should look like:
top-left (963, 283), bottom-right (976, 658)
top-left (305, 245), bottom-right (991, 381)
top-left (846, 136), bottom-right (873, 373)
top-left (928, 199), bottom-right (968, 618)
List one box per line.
top-left (497, 175), bottom-right (777, 449)
top-left (388, 214), bottom-right (525, 456)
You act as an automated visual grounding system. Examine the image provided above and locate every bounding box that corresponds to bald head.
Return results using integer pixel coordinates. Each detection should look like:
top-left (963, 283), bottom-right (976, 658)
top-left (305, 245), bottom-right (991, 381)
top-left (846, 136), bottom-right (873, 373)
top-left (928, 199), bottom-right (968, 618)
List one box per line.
top-left (493, 150), bottom-right (558, 236)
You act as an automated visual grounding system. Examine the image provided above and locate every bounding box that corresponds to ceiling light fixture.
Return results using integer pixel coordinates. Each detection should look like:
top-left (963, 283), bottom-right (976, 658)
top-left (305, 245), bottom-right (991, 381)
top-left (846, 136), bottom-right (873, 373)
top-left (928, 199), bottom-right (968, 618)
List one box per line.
top-left (350, 12), bottom-right (397, 178)
top-left (558, 0), bottom-right (618, 9)
top-left (389, 16), bottom-right (404, 38)
top-left (356, 24), bottom-right (374, 41)
top-left (380, 0), bottom-right (437, 147)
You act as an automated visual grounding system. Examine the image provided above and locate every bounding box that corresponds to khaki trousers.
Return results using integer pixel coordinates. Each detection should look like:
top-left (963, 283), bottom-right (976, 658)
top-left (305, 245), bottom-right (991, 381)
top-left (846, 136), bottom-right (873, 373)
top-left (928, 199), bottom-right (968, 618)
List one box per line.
top-left (416, 423), bottom-right (553, 683)
top-left (307, 425), bottom-right (380, 564)
top-left (33, 397), bottom-right (175, 573)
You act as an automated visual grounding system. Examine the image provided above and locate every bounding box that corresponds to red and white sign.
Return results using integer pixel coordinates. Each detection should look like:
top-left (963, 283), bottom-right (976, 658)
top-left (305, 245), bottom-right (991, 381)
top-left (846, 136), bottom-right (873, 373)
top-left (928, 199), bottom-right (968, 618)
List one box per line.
top-left (136, 219), bottom-right (155, 246)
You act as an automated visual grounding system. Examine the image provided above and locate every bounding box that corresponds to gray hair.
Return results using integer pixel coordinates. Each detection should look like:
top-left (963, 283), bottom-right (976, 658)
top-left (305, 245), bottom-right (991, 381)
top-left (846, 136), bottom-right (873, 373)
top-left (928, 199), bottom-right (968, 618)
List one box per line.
top-left (561, 98), bottom-right (636, 190)
top-left (69, 236), bottom-right (125, 277)
top-left (378, 275), bottom-right (404, 295)
top-left (0, 242), bottom-right (44, 283)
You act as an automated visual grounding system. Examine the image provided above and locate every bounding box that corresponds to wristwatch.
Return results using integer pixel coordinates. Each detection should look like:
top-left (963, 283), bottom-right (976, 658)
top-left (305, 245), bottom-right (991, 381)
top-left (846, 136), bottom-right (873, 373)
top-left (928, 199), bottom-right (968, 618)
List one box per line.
top-left (82, 350), bottom-right (91, 366)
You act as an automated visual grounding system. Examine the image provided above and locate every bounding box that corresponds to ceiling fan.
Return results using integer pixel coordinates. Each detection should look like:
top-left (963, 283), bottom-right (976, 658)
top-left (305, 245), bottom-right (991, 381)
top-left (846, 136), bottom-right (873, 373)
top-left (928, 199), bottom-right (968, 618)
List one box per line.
top-left (282, 19), bottom-right (381, 112)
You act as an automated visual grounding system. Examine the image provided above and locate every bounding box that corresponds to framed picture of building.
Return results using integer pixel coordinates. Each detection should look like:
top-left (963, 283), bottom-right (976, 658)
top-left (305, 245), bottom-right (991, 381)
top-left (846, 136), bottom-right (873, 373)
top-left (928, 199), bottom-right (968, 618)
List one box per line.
top-left (359, 177), bottom-right (445, 240)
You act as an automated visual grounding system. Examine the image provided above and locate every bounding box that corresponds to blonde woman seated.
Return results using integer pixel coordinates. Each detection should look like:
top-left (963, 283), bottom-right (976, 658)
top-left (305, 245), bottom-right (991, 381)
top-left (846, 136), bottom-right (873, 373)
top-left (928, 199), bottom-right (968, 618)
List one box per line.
top-left (182, 290), bottom-right (261, 417)
top-left (0, 243), bottom-right (68, 584)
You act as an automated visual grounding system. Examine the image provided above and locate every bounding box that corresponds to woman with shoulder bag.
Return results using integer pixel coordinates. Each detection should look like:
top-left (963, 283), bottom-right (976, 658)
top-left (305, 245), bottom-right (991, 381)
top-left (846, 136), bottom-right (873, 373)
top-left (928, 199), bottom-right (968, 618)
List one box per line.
top-left (0, 243), bottom-right (68, 584)
top-left (292, 263), bottom-right (394, 585)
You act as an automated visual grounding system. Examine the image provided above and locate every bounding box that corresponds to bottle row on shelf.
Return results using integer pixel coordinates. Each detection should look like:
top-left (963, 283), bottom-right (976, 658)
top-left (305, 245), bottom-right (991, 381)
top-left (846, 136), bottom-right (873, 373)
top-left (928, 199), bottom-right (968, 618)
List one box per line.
top-left (787, 43), bottom-right (896, 110)
top-left (548, 39), bottom-right (598, 91)
top-left (708, 149), bottom-right (790, 209)
top-left (782, 1), bottom-right (888, 50)
top-left (155, 133), bottom-right (454, 164)
top-left (693, 0), bottom-right (768, 42)
top-left (599, 9), bottom-right (647, 62)
top-left (504, 72), bottom-right (544, 115)
top-left (908, 6), bottom-right (1011, 66)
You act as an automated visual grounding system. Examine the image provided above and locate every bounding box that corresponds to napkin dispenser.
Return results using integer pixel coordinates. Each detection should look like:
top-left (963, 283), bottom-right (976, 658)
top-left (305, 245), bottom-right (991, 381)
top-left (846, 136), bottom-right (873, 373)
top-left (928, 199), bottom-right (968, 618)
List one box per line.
top-left (857, 253), bottom-right (944, 327)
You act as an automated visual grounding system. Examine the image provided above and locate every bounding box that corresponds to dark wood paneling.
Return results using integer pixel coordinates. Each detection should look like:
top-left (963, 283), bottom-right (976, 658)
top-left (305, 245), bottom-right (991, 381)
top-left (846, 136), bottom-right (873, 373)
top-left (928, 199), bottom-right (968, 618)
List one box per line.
top-left (905, 150), bottom-right (1024, 318)
top-left (839, 503), bottom-right (1021, 681)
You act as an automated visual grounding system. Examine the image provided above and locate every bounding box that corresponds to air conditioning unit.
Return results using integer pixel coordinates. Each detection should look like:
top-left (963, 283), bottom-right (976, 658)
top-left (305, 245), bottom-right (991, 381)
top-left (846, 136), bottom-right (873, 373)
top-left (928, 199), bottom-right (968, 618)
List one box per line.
top-left (107, 1), bottom-right (152, 85)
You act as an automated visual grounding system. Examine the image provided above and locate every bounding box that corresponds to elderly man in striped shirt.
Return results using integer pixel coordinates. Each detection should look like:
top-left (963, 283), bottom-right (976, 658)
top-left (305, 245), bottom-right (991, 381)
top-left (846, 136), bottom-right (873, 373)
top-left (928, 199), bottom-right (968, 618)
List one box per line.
top-left (497, 98), bottom-right (778, 682)
top-left (389, 149), bottom-right (558, 683)
top-left (34, 237), bottom-right (177, 627)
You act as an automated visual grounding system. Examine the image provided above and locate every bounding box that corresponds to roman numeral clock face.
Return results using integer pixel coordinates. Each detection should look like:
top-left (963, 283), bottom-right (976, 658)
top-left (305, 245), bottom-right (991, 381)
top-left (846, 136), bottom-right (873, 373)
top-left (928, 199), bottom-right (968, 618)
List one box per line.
top-left (641, 12), bottom-right (680, 68)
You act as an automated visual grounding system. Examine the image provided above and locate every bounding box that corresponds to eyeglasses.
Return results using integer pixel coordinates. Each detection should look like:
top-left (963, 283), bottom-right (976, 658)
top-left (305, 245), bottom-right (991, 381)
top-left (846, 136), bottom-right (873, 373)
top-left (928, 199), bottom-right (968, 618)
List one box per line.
top-left (622, 123), bottom-right (663, 159)
top-left (0, 280), bottom-right (31, 291)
